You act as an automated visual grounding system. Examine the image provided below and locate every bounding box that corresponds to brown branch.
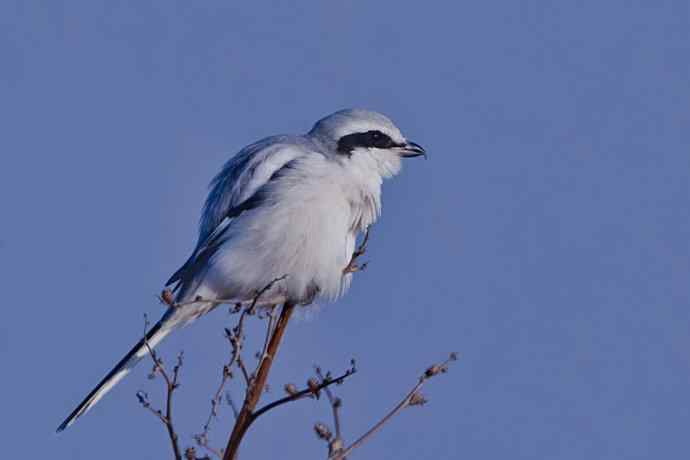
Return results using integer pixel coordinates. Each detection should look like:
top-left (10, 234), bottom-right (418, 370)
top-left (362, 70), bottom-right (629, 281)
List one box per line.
top-left (138, 315), bottom-right (184, 460)
top-left (187, 276), bottom-right (288, 459)
top-left (221, 302), bottom-right (297, 460)
top-left (192, 277), bottom-right (286, 457)
top-left (329, 353), bottom-right (458, 460)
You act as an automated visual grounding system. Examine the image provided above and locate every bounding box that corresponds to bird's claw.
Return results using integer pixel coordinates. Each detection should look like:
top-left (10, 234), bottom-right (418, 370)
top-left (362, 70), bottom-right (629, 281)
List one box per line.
top-left (343, 228), bottom-right (371, 274)
top-left (343, 261), bottom-right (368, 274)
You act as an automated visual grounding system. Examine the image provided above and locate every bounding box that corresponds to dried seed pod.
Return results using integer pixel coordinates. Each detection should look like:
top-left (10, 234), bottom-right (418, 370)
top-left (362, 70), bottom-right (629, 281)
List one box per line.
top-left (314, 422), bottom-right (332, 441)
top-left (284, 383), bottom-right (299, 396)
top-left (307, 378), bottom-right (321, 398)
top-left (409, 392), bottom-right (428, 406)
top-left (425, 364), bottom-right (442, 378)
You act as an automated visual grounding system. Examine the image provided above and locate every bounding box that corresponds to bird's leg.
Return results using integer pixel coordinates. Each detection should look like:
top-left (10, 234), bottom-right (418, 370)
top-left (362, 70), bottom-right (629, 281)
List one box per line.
top-left (343, 227), bottom-right (370, 274)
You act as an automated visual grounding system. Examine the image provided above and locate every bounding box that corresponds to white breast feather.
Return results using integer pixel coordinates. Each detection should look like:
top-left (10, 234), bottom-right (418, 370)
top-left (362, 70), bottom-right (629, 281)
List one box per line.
top-left (204, 151), bottom-right (387, 303)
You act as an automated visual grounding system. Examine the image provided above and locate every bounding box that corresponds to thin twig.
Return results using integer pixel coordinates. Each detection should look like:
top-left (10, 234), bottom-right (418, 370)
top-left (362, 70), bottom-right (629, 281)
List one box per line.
top-left (165, 352), bottom-right (184, 460)
top-left (257, 306), bottom-right (277, 367)
top-left (251, 365), bottom-right (356, 423)
top-left (221, 304), bottom-right (254, 390)
top-left (330, 353), bottom-right (458, 460)
top-left (247, 275), bottom-right (288, 314)
top-left (168, 293), bottom-right (286, 310)
top-left (315, 367), bottom-right (342, 439)
top-left (228, 276), bottom-right (288, 388)
top-left (138, 315), bottom-right (184, 460)
top-left (225, 311), bottom-right (250, 387)
top-left (195, 437), bottom-right (224, 460)
top-left (225, 392), bottom-right (239, 419)
top-left (315, 366), bottom-right (345, 455)
top-left (167, 275), bottom-right (288, 310)
top-left (136, 391), bottom-right (167, 425)
top-left (194, 365), bottom-right (232, 458)
top-left (236, 355), bottom-right (252, 388)
top-left (193, 277), bottom-right (287, 457)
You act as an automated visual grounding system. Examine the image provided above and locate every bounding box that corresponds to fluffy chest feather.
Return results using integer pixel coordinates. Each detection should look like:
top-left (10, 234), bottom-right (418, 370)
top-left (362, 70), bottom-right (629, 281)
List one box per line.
top-left (204, 154), bottom-right (384, 303)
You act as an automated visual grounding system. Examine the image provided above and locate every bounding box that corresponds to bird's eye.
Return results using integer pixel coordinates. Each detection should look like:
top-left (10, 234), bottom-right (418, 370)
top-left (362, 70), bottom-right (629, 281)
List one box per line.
top-left (367, 130), bottom-right (393, 148)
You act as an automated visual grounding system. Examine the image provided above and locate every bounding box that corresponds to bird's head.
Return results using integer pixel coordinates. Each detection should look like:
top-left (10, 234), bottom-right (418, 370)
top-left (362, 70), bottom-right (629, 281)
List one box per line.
top-left (308, 109), bottom-right (425, 178)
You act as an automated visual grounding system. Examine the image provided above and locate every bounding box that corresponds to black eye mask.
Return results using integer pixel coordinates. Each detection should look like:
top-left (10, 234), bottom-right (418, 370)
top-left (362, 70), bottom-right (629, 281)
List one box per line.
top-left (337, 130), bottom-right (402, 155)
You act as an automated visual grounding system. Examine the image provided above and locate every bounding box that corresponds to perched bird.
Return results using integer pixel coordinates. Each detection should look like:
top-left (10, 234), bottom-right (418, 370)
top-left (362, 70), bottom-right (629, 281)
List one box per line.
top-left (57, 109), bottom-right (425, 432)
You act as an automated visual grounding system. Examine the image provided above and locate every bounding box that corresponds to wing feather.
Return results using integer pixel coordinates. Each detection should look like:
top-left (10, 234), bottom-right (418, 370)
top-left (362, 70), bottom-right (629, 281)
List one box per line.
top-left (166, 136), bottom-right (312, 289)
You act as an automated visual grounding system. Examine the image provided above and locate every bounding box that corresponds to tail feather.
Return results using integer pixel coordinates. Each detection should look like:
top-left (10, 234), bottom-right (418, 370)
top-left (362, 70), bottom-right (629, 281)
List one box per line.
top-left (56, 311), bottom-right (175, 432)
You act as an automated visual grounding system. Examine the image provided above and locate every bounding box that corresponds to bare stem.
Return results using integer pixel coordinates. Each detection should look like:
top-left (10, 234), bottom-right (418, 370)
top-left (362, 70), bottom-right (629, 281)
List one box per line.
top-left (194, 365), bottom-right (232, 457)
top-left (315, 366), bottom-right (345, 454)
top-left (226, 393), bottom-right (239, 419)
top-left (252, 366), bottom-right (356, 423)
top-left (256, 306), bottom-right (278, 371)
top-left (139, 316), bottom-right (184, 460)
top-left (164, 353), bottom-right (184, 460)
top-left (330, 353), bottom-right (458, 460)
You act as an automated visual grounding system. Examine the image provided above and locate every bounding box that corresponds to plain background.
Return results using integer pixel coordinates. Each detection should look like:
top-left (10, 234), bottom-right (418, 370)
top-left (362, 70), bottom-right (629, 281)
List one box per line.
top-left (1, 2), bottom-right (689, 459)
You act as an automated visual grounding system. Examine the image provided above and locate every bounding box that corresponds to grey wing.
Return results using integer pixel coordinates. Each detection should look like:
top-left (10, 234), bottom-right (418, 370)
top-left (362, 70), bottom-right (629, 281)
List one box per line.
top-left (165, 135), bottom-right (312, 290)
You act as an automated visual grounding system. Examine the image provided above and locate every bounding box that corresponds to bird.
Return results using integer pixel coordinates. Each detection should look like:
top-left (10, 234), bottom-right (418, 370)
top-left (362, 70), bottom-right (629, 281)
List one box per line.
top-left (57, 108), bottom-right (425, 432)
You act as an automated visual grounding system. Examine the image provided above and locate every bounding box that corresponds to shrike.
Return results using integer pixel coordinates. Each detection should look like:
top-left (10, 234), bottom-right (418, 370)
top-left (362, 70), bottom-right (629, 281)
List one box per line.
top-left (57, 109), bottom-right (425, 431)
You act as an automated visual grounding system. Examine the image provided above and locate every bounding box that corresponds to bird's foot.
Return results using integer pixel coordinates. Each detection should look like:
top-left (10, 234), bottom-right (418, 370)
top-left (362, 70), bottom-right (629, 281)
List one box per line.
top-left (343, 261), bottom-right (368, 274)
top-left (343, 227), bottom-right (371, 274)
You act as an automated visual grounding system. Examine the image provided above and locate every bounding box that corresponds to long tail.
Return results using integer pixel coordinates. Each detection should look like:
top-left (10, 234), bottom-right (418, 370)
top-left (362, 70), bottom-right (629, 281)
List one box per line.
top-left (56, 309), bottom-right (176, 432)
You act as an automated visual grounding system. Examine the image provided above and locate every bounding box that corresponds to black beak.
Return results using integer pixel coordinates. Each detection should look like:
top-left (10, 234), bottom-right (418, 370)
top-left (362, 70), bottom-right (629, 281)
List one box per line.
top-left (400, 141), bottom-right (427, 159)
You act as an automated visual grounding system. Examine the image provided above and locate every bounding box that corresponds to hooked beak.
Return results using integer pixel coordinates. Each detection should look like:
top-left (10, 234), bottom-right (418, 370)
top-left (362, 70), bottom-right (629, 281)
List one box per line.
top-left (399, 141), bottom-right (427, 159)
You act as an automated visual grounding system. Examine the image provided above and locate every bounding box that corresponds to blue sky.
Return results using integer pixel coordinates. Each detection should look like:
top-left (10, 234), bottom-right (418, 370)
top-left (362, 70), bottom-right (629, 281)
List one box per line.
top-left (1, 1), bottom-right (689, 459)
